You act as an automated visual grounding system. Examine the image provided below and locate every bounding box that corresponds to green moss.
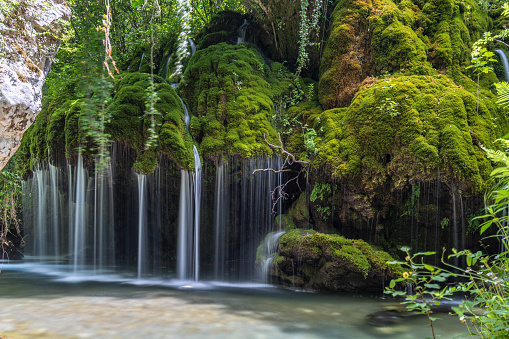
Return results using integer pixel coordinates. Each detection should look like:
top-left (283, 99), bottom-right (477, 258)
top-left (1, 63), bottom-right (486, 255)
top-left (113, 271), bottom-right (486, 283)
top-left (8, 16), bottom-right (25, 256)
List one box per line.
top-left (319, 0), bottom-right (490, 109)
top-left (180, 42), bottom-right (294, 159)
top-left (274, 214), bottom-right (296, 231)
top-left (314, 75), bottom-right (507, 202)
top-left (108, 73), bottom-right (193, 171)
top-left (371, 19), bottom-right (430, 74)
top-left (276, 229), bottom-right (399, 279)
top-left (288, 193), bottom-right (310, 228)
top-left (18, 71), bottom-right (193, 175)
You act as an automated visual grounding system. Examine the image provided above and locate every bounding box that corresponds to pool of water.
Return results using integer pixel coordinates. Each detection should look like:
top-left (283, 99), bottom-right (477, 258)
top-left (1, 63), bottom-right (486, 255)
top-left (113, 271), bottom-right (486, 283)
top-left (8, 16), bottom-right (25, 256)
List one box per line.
top-left (0, 262), bottom-right (467, 338)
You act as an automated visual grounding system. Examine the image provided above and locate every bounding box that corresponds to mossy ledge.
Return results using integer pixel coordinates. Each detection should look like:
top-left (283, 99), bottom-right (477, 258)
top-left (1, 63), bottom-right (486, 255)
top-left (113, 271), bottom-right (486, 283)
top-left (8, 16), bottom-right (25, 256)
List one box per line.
top-left (268, 229), bottom-right (402, 292)
top-left (18, 72), bottom-right (194, 177)
top-left (313, 74), bottom-right (508, 219)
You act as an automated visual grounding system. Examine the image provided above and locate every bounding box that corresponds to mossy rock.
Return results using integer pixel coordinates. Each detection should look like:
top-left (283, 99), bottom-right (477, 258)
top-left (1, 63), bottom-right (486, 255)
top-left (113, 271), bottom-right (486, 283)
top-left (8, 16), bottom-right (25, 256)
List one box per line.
top-left (319, 0), bottom-right (490, 109)
top-left (17, 72), bottom-right (194, 176)
top-left (270, 229), bottom-right (401, 292)
top-left (180, 42), bottom-right (294, 159)
top-left (109, 73), bottom-right (193, 172)
top-left (314, 74), bottom-right (507, 218)
top-left (287, 192), bottom-right (310, 228)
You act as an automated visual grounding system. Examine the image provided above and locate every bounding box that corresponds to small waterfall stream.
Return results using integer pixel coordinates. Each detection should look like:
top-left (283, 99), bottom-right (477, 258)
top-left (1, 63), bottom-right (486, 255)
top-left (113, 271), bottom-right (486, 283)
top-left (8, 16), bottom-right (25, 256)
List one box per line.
top-left (138, 51), bottom-right (145, 71)
top-left (236, 19), bottom-right (249, 44)
top-left (137, 174), bottom-right (147, 279)
top-left (495, 49), bottom-right (509, 82)
top-left (73, 153), bottom-right (87, 273)
top-left (188, 38), bottom-right (196, 56)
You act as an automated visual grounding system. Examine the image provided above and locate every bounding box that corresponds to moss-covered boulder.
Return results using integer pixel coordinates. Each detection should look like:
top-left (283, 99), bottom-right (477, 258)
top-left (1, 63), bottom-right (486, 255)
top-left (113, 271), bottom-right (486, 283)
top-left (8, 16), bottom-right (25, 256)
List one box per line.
top-left (180, 42), bottom-right (294, 159)
top-left (17, 72), bottom-right (193, 177)
top-left (108, 73), bottom-right (193, 173)
top-left (319, 0), bottom-right (490, 109)
top-left (313, 74), bottom-right (507, 219)
top-left (269, 229), bottom-right (401, 292)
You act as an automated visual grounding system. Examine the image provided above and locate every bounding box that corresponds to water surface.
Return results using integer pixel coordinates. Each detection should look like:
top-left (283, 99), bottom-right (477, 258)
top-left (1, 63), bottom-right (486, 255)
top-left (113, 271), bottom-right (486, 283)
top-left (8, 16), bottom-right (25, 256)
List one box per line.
top-left (0, 263), bottom-right (467, 338)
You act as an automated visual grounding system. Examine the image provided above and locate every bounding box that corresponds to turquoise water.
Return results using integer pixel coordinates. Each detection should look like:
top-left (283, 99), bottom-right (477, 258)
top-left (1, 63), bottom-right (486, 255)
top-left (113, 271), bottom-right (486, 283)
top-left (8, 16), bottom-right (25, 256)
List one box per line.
top-left (0, 263), bottom-right (466, 338)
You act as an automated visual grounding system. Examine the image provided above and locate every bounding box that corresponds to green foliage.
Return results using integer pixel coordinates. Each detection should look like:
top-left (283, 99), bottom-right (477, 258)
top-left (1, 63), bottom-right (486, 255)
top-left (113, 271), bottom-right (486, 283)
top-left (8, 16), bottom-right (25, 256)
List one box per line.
top-left (0, 159), bottom-right (21, 249)
top-left (295, 0), bottom-right (324, 76)
top-left (385, 248), bottom-right (455, 339)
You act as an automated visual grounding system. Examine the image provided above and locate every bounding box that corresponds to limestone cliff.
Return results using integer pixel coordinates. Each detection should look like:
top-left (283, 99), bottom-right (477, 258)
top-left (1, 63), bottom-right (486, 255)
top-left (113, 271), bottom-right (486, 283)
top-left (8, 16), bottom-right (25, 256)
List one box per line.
top-left (0, 0), bottom-right (70, 170)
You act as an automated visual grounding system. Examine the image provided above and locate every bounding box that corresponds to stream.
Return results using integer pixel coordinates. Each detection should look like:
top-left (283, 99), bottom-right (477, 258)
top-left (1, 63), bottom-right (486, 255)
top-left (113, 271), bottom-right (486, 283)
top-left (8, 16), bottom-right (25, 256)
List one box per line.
top-left (0, 262), bottom-right (466, 338)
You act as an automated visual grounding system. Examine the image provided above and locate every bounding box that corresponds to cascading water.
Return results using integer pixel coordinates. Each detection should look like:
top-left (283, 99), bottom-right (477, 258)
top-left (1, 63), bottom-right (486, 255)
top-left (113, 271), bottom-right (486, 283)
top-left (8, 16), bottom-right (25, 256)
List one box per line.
top-left (214, 161), bottom-right (227, 280)
top-left (236, 19), bottom-right (249, 44)
top-left (192, 146), bottom-right (202, 280)
top-left (25, 152), bottom-right (115, 274)
top-left (49, 164), bottom-right (60, 259)
top-left (137, 174), bottom-right (147, 279)
top-left (260, 231), bottom-right (286, 283)
top-left (161, 53), bottom-right (172, 80)
top-left (212, 155), bottom-right (284, 282)
top-left (188, 38), bottom-right (196, 56)
top-left (495, 49), bottom-right (509, 82)
top-left (93, 162), bottom-right (115, 272)
top-left (73, 153), bottom-right (87, 273)
top-left (138, 51), bottom-right (145, 71)
top-left (176, 147), bottom-right (202, 281)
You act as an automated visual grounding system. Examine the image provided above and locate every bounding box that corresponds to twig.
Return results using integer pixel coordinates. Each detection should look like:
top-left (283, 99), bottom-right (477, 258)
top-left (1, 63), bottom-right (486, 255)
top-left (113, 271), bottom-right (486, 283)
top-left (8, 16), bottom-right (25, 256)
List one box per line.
top-left (253, 133), bottom-right (310, 213)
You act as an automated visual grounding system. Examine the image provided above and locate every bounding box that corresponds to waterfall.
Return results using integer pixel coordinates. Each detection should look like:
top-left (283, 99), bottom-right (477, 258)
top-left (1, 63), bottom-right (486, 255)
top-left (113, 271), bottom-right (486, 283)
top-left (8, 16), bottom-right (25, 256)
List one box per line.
top-left (188, 38), bottom-right (196, 56)
top-left (73, 153), bottom-right (87, 273)
top-left (177, 171), bottom-right (193, 280)
top-left (49, 164), bottom-right (60, 259)
top-left (212, 155), bottom-right (284, 281)
top-left (178, 97), bottom-right (190, 132)
top-left (93, 162), bottom-right (115, 272)
top-left (260, 231), bottom-right (286, 283)
top-left (176, 147), bottom-right (202, 281)
top-left (138, 52), bottom-right (145, 71)
top-left (137, 174), bottom-right (147, 279)
top-left (162, 53), bottom-right (172, 80)
top-left (192, 146), bottom-right (202, 280)
top-left (495, 49), bottom-right (509, 82)
top-left (214, 161), bottom-right (227, 280)
top-left (236, 19), bottom-right (249, 45)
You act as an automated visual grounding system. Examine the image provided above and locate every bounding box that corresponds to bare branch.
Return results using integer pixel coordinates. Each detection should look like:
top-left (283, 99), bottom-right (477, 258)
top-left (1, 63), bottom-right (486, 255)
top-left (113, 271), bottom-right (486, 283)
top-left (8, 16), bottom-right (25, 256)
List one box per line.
top-left (254, 133), bottom-right (310, 214)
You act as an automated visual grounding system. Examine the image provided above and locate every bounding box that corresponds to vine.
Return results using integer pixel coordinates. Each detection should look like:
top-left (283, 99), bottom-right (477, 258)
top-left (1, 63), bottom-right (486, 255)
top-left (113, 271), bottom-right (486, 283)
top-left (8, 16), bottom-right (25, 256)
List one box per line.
top-left (295, 0), bottom-right (324, 77)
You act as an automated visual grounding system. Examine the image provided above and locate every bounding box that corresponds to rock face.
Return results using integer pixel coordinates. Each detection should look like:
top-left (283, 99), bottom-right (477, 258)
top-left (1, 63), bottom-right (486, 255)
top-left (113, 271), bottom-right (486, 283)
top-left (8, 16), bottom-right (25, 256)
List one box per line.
top-left (0, 0), bottom-right (70, 170)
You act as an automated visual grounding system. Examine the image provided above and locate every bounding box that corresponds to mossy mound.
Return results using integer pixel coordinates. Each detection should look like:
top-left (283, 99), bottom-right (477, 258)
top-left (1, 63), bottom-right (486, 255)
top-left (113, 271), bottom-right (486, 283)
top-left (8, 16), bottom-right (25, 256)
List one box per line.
top-left (319, 0), bottom-right (490, 109)
top-left (180, 42), bottom-right (294, 158)
top-left (313, 74), bottom-right (507, 218)
top-left (109, 73), bottom-right (193, 173)
top-left (18, 72), bottom-right (193, 177)
top-left (270, 229), bottom-right (401, 292)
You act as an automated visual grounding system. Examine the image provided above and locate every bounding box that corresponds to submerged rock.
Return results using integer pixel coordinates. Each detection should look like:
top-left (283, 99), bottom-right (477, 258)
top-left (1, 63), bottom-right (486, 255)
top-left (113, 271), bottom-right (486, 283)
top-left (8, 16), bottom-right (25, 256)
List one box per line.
top-left (0, 0), bottom-right (70, 170)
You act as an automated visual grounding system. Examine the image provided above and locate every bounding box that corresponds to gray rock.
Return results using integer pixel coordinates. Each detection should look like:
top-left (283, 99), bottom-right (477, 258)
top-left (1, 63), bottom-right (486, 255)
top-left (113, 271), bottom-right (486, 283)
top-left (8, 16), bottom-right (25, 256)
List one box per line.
top-left (0, 0), bottom-right (70, 169)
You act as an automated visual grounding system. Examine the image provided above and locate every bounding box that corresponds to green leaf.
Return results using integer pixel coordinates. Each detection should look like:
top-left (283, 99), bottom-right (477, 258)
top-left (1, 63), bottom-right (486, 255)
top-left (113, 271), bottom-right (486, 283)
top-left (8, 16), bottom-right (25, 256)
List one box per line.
top-left (424, 283), bottom-right (440, 289)
top-left (389, 279), bottom-right (395, 289)
top-left (131, 0), bottom-right (144, 7)
top-left (480, 220), bottom-right (493, 234)
top-left (424, 265), bottom-right (435, 272)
